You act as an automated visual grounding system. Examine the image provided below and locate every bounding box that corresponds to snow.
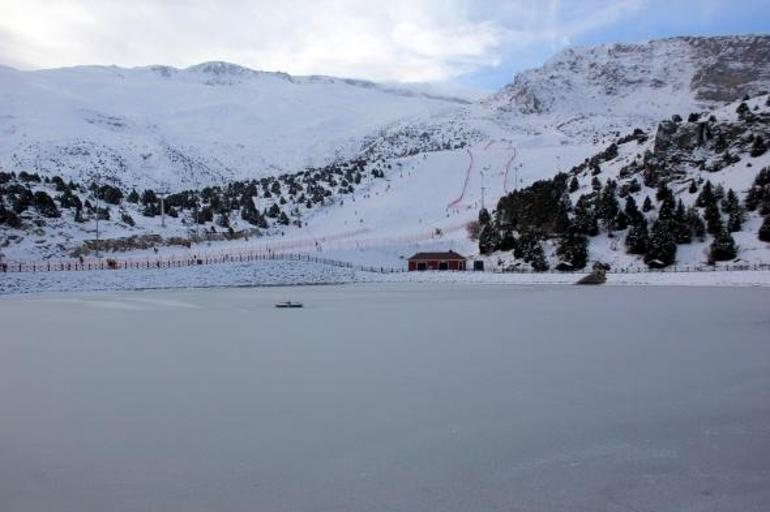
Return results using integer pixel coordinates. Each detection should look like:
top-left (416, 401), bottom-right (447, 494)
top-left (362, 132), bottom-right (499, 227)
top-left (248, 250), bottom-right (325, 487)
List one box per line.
top-left (0, 62), bottom-right (466, 186)
top-left (2, 36), bottom-right (769, 270)
top-left (1, 283), bottom-right (770, 511)
top-left (1, 259), bottom-right (769, 296)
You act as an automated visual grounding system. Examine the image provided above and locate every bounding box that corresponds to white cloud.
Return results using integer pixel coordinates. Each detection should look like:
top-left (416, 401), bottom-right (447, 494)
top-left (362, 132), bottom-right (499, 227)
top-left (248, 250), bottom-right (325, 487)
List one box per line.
top-left (0, 0), bottom-right (647, 82)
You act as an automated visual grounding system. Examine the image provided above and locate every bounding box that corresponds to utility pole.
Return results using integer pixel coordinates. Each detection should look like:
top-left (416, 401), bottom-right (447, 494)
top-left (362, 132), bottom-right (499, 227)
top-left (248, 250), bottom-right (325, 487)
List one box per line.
top-left (93, 173), bottom-right (101, 258)
top-left (189, 170), bottom-right (200, 243)
top-left (480, 169), bottom-right (486, 210)
top-left (157, 191), bottom-right (170, 228)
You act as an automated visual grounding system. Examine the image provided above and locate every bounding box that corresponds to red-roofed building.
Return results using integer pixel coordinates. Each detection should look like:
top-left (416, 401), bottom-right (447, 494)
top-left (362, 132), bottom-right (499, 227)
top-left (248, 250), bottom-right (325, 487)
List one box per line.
top-left (407, 251), bottom-right (467, 271)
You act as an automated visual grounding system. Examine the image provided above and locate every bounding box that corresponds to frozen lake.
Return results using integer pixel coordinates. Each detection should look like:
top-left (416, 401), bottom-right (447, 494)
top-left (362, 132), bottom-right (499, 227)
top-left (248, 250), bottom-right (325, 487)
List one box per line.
top-left (1, 283), bottom-right (769, 511)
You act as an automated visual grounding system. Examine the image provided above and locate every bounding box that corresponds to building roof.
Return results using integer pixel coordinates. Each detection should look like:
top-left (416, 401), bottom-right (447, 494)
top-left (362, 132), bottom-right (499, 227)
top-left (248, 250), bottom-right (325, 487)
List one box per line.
top-left (407, 251), bottom-right (466, 261)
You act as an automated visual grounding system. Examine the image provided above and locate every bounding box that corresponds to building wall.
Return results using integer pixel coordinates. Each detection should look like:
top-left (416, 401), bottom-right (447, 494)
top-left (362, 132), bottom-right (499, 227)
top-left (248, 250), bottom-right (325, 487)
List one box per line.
top-left (408, 259), bottom-right (466, 271)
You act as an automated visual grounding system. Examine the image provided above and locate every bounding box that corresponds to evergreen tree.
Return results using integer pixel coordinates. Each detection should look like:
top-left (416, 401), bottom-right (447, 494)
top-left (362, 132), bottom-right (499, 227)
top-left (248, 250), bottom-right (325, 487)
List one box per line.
top-left (759, 215), bottom-right (770, 243)
top-left (625, 218), bottom-right (649, 255)
top-left (0, 204), bottom-right (22, 228)
top-left (127, 189), bottom-right (140, 203)
top-left (529, 244), bottom-right (549, 272)
top-left (267, 203), bottom-right (281, 218)
top-left (241, 199), bottom-right (268, 228)
top-left (688, 180), bottom-right (698, 194)
top-left (686, 207), bottom-right (706, 242)
top-left (74, 206), bottom-right (86, 223)
top-left (642, 195), bottom-right (654, 212)
top-left (750, 135), bottom-right (767, 158)
top-left (596, 180), bottom-right (619, 230)
top-left (656, 182), bottom-right (674, 203)
top-left (572, 195), bottom-right (599, 236)
top-left (121, 213), bottom-right (135, 226)
top-left (624, 196), bottom-right (643, 226)
top-left (141, 189), bottom-right (158, 205)
top-left (704, 201), bottom-right (723, 235)
top-left (552, 193), bottom-right (573, 234)
top-left (745, 167), bottom-right (770, 211)
top-left (478, 222), bottom-right (501, 255)
top-left (673, 200), bottom-right (691, 244)
top-left (478, 207), bottom-right (491, 226)
top-left (695, 180), bottom-right (715, 208)
top-left (569, 176), bottom-right (579, 193)
top-left (709, 228), bottom-right (737, 262)
top-left (556, 230), bottom-right (589, 270)
top-left (644, 219), bottom-right (677, 268)
top-left (499, 230), bottom-right (516, 252)
top-left (32, 191), bottom-right (60, 218)
top-left (657, 196), bottom-right (676, 223)
top-left (614, 209), bottom-right (629, 231)
top-left (721, 189), bottom-right (744, 232)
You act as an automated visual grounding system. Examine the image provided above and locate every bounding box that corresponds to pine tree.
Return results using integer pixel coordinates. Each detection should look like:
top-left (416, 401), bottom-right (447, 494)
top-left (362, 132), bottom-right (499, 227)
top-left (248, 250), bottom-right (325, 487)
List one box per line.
top-left (0, 204), bottom-right (22, 228)
top-left (479, 222), bottom-right (501, 255)
top-left (478, 208), bottom-right (491, 226)
top-left (614, 209), bottom-right (629, 231)
top-left (529, 243), bottom-right (549, 272)
top-left (556, 230), bottom-right (589, 270)
top-left (121, 213), bottom-right (135, 227)
top-left (688, 180), bottom-right (698, 194)
top-left (704, 202), bottom-right (723, 235)
top-left (709, 228), bottom-right (737, 262)
top-left (573, 195), bottom-right (598, 236)
top-left (596, 180), bottom-right (619, 230)
top-left (673, 200), bottom-right (691, 244)
top-left (644, 219), bottom-right (677, 268)
top-left (656, 182), bottom-right (673, 203)
top-left (33, 191), bottom-right (60, 218)
top-left (127, 189), bottom-right (140, 203)
top-left (624, 196), bottom-right (643, 226)
top-left (685, 207), bottom-right (706, 242)
top-left (74, 206), bottom-right (86, 223)
top-left (241, 199), bottom-right (267, 228)
top-left (750, 135), bottom-right (767, 158)
top-left (721, 189), bottom-right (744, 232)
top-left (695, 180), bottom-right (714, 208)
top-left (569, 176), bottom-right (579, 193)
top-left (759, 215), bottom-right (770, 243)
top-left (642, 195), bottom-right (654, 212)
top-left (745, 167), bottom-right (770, 211)
top-left (625, 218), bottom-right (649, 255)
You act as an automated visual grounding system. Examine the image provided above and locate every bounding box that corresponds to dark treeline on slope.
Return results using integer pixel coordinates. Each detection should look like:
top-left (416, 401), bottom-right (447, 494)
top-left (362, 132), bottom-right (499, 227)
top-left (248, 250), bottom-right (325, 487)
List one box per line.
top-left (477, 96), bottom-right (770, 270)
top-left (0, 155), bottom-right (390, 237)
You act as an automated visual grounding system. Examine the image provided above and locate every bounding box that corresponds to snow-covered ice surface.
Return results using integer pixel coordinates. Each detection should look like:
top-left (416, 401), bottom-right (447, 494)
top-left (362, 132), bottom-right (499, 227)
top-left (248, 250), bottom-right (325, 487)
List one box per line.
top-left (1, 283), bottom-right (769, 512)
top-left (1, 259), bottom-right (770, 296)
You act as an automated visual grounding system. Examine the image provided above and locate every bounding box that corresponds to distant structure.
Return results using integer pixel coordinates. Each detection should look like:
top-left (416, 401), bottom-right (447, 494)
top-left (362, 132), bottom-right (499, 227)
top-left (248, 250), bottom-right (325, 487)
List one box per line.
top-left (407, 251), bottom-right (467, 271)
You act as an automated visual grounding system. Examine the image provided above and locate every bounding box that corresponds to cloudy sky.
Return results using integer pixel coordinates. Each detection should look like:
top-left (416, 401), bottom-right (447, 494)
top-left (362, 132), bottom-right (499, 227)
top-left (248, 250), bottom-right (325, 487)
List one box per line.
top-left (0, 0), bottom-right (767, 90)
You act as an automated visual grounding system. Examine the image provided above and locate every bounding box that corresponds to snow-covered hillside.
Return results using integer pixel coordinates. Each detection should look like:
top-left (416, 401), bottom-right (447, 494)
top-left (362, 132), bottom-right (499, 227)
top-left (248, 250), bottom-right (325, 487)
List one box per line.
top-left (0, 62), bottom-right (467, 187)
top-left (2, 35), bottom-right (770, 268)
top-left (488, 35), bottom-right (770, 118)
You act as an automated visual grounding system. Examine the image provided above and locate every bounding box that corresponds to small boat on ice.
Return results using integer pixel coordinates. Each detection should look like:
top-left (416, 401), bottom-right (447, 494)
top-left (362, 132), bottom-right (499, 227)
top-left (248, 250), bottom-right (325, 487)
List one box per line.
top-left (275, 301), bottom-right (303, 308)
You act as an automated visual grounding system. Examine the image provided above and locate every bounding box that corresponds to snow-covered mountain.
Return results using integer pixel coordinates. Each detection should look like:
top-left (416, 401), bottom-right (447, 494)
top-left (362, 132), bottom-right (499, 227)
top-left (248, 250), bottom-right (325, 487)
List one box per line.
top-left (2, 35), bottom-right (770, 266)
top-left (0, 62), bottom-right (467, 187)
top-left (488, 35), bottom-right (770, 119)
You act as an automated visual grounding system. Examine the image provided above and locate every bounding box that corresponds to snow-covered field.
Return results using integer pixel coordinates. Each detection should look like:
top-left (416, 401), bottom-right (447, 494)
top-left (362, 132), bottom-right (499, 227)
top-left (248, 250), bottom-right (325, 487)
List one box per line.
top-left (1, 259), bottom-right (770, 296)
top-left (1, 283), bottom-right (769, 512)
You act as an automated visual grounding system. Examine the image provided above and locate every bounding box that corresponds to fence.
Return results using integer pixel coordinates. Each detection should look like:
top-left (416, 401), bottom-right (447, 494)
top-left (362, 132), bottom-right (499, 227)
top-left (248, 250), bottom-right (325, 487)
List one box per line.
top-left (0, 251), bottom-right (406, 274)
top-left (489, 262), bottom-right (770, 275)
